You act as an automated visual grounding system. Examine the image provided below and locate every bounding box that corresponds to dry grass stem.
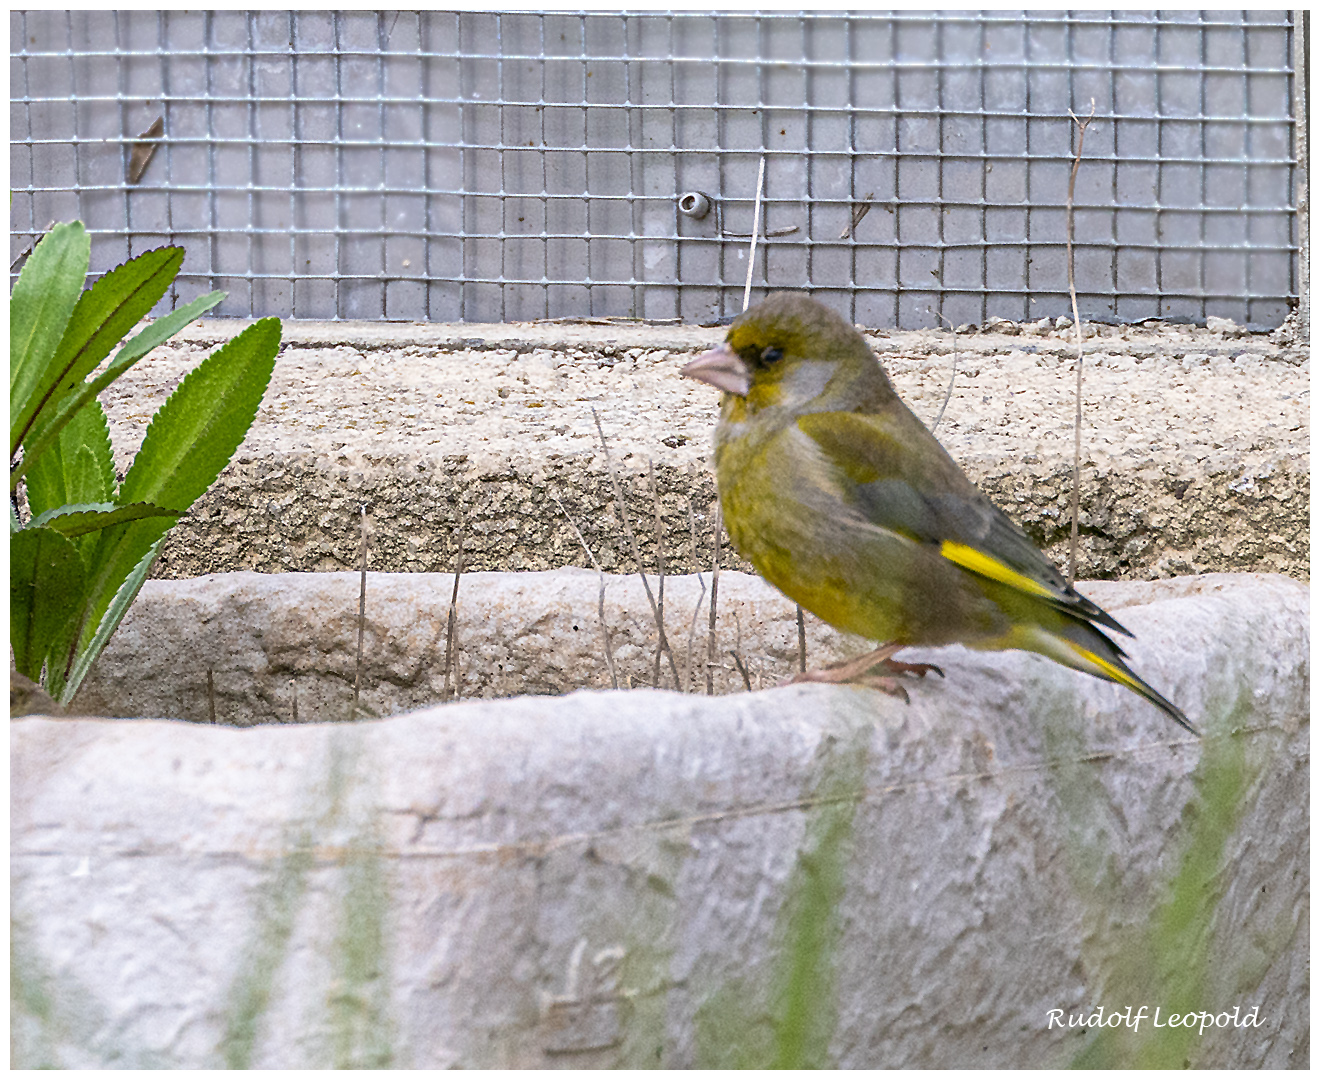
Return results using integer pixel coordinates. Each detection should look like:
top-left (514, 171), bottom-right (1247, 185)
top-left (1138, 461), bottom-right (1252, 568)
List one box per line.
top-left (442, 526), bottom-right (465, 703)
top-left (684, 497), bottom-right (707, 693)
top-left (1066, 99), bottom-right (1096, 587)
top-left (706, 502), bottom-right (722, 695)
top-left (591, 408), bottom-right (681, 688)
top-left (684, 576), bottom-right (708, 694)
top-left (353, 504), bottom-right (368, 718)
top-left (730, 651), bottom-right (753, 692)
top-left (551, 492), bottom-right (618, 689)
top-left (928, 310), bottom-right (959, 434)
top-left (730, 611), bottom-right (751, 691)
top-left (796, 604), bottom-right (807, 674)
top-left (743, 156), bottom-right (767, 310)
top-left (290, 679), bottom-right (298, 724)
top-left (207, 666), bottom-right (216, 725)
top-left (9, 219), bottom-right (55, 273)
top-left (651, 459), bottom-right (667, 687)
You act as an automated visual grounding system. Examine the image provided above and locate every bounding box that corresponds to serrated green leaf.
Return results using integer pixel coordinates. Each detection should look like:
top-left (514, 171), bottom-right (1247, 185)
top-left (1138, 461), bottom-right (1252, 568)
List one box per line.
top-left (121, 317), bottom-right (282, 509)
top-left (13, 245), bottom-right (185, 459)
top-left (10, 527), bottom-right (86, 682)
top-left (76, 317), bottom-right (281, 668)
top-left (24, 398), bottom-right (115, 519)
top-left (28, 501), bottom-right (180, 538)
top-left (62, 514), bottom-right (175, 696)
top-left (10, 222), bottom-right (90, 453)
top-left (59, 536), bottom-right (163, 706)
top-left (11, 289), bottom-right (227, 491)
top-left (111, 289), bottom-right (227, 371)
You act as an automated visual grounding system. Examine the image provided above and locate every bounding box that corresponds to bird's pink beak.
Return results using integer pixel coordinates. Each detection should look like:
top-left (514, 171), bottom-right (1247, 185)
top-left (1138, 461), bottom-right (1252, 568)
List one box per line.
top-left (680, 343), bottom-right (751, 397)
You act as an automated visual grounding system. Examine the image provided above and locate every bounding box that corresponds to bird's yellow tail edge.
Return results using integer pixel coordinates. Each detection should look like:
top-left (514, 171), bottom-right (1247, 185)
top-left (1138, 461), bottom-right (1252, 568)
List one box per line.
top-left (1071, 643), bottom-right (1150, 699)
top-left (1004, 624), bottom-right (1198, 735)
top-left (1068, 643), bottom-right (1198, 734)
top-left (1063, 641), bottom-right (1198, 735)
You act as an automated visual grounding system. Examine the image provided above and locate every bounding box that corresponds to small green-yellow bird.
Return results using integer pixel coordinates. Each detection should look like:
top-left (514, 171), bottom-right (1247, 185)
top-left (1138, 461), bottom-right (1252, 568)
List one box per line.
top-left (682, 292), bottom-right (1194, 734)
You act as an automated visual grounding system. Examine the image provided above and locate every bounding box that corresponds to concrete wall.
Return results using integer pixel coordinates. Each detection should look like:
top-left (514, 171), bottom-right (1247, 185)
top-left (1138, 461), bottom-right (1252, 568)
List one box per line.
top-left (12, 572), bottom-right (1309, 1067)
top-left (96, 319), bottom-right (1308, 585)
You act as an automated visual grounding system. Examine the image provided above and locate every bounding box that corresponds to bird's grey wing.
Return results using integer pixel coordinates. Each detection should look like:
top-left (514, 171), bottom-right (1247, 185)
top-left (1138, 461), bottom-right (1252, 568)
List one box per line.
top-left (797, 408), bottom-right (1133, 637)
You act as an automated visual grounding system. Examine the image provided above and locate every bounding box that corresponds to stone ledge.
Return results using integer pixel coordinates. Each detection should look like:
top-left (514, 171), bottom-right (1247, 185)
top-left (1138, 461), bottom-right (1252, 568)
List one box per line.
top-left (12, 572), bottom-right (1309, 1067)
top-left (70, 569), bottom-right (1303, 733)
top-left (89, 319), bottom-right (1306, 581)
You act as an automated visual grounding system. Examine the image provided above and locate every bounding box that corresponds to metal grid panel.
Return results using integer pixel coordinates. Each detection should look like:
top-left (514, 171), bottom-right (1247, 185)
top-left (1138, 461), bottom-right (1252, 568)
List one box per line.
top-left (10, 9), bottom-right (1300, 328)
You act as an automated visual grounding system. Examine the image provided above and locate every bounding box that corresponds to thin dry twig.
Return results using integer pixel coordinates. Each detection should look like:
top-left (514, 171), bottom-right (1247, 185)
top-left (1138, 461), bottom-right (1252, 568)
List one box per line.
top-left (533, 315), bottom-right (683, 325)
top-left (722, 224), bottom-right (798, 239)
top-left (353, 504), bottom-right (368, 718)
top-left (207, 667), bottom-right (216, 725)
top-left (743, 156), bottom-right (767, 310)
top-left (731, 651), bottom-right (753, 692)
top-left (684, 497), bottom-right (707, 693)
top-left (291, 679), bottom-right (298, 724)
top-left (551, 491), bottom-right (618, 689)
top-left (651, 459), bottom-right (667, 687)
top-left (1066, 99), bottom-right (1096, 588)
top-left (685, 577), bottom-right (708, 693)
top-left (442, 526), bottom-right (465, 703)
top-left (592, 408), bottom-right (682, 688)
top-left (10, 220), bottom-right (56, 273)
top-left (796, 605), bottom-right (807, 674)
top-left (729, 611), bottom-right (751, 691)
top-left (927, 309), bottom-right (960, 434)
top-left (706, 502), bottom-right (722, 695)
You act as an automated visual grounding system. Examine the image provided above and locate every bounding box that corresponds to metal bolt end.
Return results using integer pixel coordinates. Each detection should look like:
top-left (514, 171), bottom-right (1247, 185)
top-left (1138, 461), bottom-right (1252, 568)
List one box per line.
top-left (678, 191), bottom-right (712, 219)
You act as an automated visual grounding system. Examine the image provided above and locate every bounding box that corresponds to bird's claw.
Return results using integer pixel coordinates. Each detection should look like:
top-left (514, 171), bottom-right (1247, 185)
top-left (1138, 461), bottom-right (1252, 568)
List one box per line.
top-left (854, 675), bottom-right (910, 702)
top-left (785, 648), bottom-right (938, 702)
top-left (883, 659), bottom-right (944, 680)
top-left (785, 668), bottom-right (912, 702)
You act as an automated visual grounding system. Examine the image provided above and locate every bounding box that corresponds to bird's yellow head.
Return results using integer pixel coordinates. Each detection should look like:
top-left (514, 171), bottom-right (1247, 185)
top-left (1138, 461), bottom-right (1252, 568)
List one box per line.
top-left (681, 292), bottom-right (894, 419)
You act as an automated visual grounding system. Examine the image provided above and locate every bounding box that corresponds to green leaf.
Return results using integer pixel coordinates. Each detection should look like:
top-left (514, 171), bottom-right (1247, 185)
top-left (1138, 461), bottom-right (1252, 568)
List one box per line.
top-left (57, 537), bottom-right (163, 706)
top-left (28, 501), bottom-right (180, 538)
top-left (10, 222), bottom-right (90, 455)
top-left (24, 396), bottom-right (115, 518)
top-left (13, 246), bottom-right (185, 459)
top-left (77, 317), bottom-right (281, 667)
top-left (73, 514), bottom-right (176, 665)
top-left (10, 527), bottom-right (86, 682)
top-left (111, 289), bottom-right (227, 372)
top-left (121, 317), bottom-right (282, 509)
top-left (11, 289), bottom-right (226, 491)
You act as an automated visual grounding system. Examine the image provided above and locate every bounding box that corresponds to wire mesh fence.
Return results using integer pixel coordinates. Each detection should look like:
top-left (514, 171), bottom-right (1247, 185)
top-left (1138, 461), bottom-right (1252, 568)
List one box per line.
top-left (9, 9), bottom-right (1301, 329)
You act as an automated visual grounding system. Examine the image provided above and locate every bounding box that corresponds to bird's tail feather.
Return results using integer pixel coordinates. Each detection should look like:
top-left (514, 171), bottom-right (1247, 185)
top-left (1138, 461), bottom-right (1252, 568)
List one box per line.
top-left (1012, 622), bottom-right (1197, 735)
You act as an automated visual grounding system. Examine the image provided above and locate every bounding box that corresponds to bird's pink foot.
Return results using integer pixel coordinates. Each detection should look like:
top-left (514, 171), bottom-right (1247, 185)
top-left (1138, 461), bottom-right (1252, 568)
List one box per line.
top-left (785, 642), bottom-right (943, 700)
top-left (878, 657), bottom-right (944, 680)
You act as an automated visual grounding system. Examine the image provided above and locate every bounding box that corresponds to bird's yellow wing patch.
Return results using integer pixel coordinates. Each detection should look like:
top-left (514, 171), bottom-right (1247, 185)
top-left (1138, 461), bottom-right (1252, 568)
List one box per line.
top-left (939, 540), bottom-right (1057, 600)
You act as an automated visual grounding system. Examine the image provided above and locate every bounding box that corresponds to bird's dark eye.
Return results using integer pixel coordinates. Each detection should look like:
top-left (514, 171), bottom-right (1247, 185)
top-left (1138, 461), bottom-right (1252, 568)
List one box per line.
top-left (760, 346), bottom-right (783, 365)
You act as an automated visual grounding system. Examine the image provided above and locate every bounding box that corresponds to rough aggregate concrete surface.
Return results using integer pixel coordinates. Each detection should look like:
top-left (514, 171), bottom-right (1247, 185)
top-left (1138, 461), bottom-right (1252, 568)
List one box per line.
top-left (97, 316), bottom-right (1308, 581)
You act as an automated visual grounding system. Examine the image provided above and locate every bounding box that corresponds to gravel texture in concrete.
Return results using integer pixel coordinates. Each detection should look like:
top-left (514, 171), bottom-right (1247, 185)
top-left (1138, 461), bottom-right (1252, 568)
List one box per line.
top-left (94, 315), bottom-right (1307, 582)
